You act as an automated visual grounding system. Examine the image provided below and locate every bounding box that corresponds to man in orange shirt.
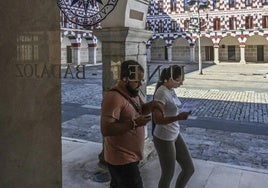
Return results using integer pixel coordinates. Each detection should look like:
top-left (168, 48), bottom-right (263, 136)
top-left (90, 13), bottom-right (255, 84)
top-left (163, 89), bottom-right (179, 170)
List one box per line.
top-left (101, 60), bottom-right (163, 188)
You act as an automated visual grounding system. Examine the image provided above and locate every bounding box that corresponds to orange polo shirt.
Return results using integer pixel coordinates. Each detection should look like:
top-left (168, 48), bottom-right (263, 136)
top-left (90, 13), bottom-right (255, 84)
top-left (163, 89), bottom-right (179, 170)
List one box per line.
top-left (101, 85), bottom-right (145, 165)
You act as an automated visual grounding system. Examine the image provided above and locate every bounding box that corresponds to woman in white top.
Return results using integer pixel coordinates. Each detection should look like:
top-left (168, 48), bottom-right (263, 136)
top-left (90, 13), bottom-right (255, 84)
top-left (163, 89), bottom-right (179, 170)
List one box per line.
top-left (152, 65), bottom-right (194, 188)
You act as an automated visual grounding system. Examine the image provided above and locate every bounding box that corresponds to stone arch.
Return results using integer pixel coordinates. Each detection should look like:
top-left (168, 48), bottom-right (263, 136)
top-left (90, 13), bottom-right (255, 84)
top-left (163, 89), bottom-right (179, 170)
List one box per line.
top-left (195, 37), bottom-right (214, 62)
top-left (245, 35), bottom-right (268, 63)
top-left (61, 36), bottom-right (72, 64)
top-left (219, 36), bottom-right (240, 62)
top-left (173, 33), bottom-right (193, 45)
top-left (172, 37), bottom-right (190, 61)
top-left (151, 38), bottom-right (167, 61)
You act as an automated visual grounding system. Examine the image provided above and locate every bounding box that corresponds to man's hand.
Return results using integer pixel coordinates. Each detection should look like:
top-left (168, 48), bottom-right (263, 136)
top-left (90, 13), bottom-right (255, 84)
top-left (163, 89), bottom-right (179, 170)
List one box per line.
top-left (134, 115), bottom-right (151, 127)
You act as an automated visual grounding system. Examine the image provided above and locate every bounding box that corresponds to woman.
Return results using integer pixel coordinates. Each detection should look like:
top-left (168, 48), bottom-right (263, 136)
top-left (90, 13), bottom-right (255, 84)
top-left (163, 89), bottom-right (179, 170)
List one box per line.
top-left (152, 65), bottom-right (194, 188)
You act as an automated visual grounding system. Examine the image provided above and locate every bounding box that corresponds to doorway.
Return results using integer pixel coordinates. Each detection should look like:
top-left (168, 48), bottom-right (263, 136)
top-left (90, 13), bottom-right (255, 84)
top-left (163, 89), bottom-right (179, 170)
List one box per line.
top-left (205, 46), bottom-right (214, 61)
top-left (165, 46), bottom-right (168, 60)
top-left (67, 46), bottom-right (72, 64)
top-left (257, 45), bottom-right (264, 62)
top-left (228, 45), bottom-right (236, 61)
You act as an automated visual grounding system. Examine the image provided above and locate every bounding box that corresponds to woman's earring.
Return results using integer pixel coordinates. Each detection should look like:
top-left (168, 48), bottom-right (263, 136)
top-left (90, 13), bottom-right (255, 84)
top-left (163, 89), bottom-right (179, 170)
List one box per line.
top-left (164, 79), bottom-right (167, 82)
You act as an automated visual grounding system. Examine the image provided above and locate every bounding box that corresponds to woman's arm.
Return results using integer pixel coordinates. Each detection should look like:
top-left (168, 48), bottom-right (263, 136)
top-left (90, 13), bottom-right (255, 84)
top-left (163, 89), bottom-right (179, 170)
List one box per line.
top-left (152, 102), bottom-right (191, 125)
top-left (141, 101), bottom-right (164, 115)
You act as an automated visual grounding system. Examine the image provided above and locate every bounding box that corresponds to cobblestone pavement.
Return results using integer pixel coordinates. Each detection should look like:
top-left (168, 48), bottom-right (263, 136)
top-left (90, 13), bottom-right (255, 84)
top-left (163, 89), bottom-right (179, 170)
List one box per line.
top-left (61, 62), bottom-right (268, 170)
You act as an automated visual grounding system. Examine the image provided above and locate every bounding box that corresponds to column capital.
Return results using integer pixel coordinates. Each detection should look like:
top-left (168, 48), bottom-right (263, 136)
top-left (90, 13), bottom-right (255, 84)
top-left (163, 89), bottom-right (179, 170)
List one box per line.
top-left (71, 43), bottom-right (81, 47)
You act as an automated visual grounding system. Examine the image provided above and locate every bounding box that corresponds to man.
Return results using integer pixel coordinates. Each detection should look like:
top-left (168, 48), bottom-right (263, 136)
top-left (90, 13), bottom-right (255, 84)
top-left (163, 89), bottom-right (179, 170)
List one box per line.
top-left (101, 60), bottom-right (163, 188)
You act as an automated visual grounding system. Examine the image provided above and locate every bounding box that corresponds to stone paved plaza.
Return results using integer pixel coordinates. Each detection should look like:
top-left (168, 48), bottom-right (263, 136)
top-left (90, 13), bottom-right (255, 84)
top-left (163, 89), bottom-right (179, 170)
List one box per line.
top-left (61, 62), bottom-right (268, 170)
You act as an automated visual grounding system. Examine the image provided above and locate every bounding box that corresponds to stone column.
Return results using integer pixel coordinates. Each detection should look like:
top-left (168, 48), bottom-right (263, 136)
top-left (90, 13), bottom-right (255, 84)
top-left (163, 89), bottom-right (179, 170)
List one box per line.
top-left (146, 45), bottom-right (151, 63)
top-left (167, 45), bottom-right (172, 62)
top-left (190, 45), bottom-right (195, 63)
top-left (214, 45), bottom-right (220, 64)
top-left (240, 45), bottom-right (246, 64)
top-left (0, 1), bottom-right (62, 187)
top-left (94, 27), bottom-right (152, 101)
top-left (71, 42), bottom-right (81, 65)
top-left (88, 41), bottom-right (97, 65)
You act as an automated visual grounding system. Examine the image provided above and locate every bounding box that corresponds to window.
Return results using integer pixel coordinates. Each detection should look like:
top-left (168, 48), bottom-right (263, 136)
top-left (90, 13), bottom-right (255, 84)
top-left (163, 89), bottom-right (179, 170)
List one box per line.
top-left (184, 0), bottom-right (190, 11)
top-left (229, 17), bottom-right (237, 30)
top-left (263, 0), bottom-right (268, 5)
top-left (200, 18), bottom-right (206, 31)
top-left (146, 22), bottom-right (152, 31)
top-left (170, 0), bottom-right (177, 12)
top-left (148, 5), bottom-right (152, 14)
top-left (158, 21), bottom-right (164, 33)
top-left (158, 0), bottom-right (164, 12)
top-left (184, 19), bottom-right (190, 30)
top-left (189, 17), bottom-right (199, 31)
top-left (245, 16), bottom-right (253, 29)
top-left (213, 0), bottom-right (220, 9)
top-left (171, 20), bottom-right (177, 32)
top-left (245, 0), bottom-right (252, 6)
top-left (213, 18), bottom-right (221, 30)
top-left (263, 16), bottom-right (268, 28)
top-left (229, 0), bottom-right (235, 8)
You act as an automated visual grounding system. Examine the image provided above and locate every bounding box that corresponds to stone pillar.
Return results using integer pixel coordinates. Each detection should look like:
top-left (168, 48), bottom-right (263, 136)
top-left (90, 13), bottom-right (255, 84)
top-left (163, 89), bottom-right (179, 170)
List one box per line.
top-left (88, 41), bottom-right (97, 65)
top-left (240, 45), bottom-right (246, 64)
top-left (190, 45), bottom-right (195, 63)
top-left (146, 45), bottom-right (151, 63)
top-left (94, 27), bottom-right (152, 102)
top-left (71, 42), bottom-right (81, 65)
top-left (0, 1), bottom-right (62, 188)
top-left (167, 45), bottom-right (172, 62)
top-left (214, 45), bottom-right (220, 64)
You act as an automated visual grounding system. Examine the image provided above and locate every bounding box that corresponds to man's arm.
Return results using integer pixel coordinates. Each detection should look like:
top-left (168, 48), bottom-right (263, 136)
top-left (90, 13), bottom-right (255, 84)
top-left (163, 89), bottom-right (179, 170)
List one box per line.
top-left (101, 116), bottom-right (134, 137)
top-left (101, 115), bottom-right (151, 137)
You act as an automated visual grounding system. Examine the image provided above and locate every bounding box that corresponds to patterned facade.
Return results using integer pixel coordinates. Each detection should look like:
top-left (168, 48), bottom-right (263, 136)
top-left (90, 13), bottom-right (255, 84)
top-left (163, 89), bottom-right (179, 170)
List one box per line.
top-left (146, 0), bottom-right (268, 63)
top-left (60, 4), bottom-right (102, 65)
top-left (60, 0), bottom-right (268, 64)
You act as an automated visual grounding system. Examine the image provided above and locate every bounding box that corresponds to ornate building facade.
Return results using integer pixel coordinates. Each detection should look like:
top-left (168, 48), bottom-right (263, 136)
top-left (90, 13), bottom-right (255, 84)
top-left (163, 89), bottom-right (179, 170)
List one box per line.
top-left (60, 4), bottom-right (102, 65)
top-left (146, 0), bottom-right (268, 63)
top-left (60, 0), bottom-right (268, 64)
